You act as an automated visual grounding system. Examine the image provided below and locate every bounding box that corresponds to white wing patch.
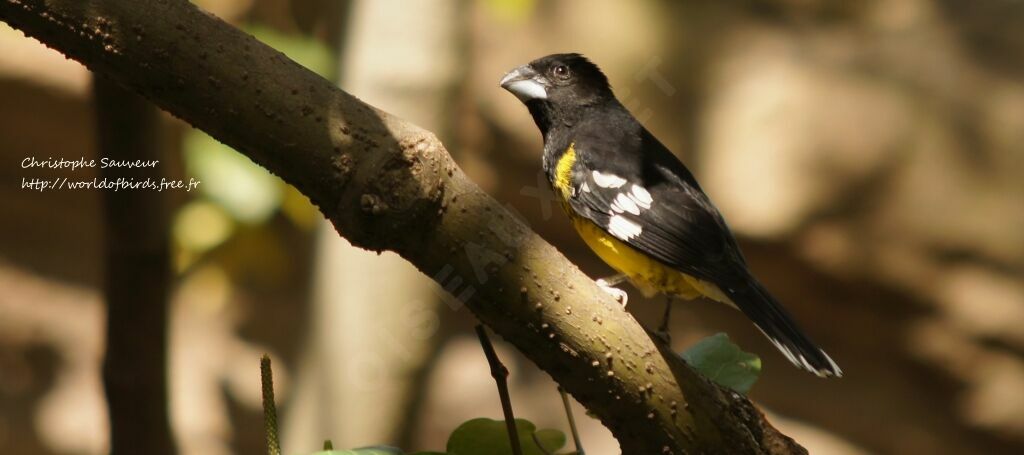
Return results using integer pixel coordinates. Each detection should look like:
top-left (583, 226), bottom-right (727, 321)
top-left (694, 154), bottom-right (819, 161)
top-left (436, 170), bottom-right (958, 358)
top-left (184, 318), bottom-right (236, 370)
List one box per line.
top-left (611, 193), bottom-right (640, 215)
top-left (585, 172), bottom-right (655, 242)
top-left (607, 184), bottom-right (654, 216)
top-left (607, 215), bottom-right (642, 240)
top-left (592, 171), bottom-right (627, 188)
top-left (630, 185), bottom-right (652, 208)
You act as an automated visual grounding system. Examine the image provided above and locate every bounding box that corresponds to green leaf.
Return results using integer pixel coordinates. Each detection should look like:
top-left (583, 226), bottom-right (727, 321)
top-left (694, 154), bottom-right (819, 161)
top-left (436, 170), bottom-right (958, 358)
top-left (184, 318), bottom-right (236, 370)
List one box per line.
top-left (532, 428), bottom-right (567, 454)
top-left (183, 132), bottom-right (283, 223)
top-left (681, 333), bottom-right (762, 394)
top-left (446, 418), bottom-right (567, 455)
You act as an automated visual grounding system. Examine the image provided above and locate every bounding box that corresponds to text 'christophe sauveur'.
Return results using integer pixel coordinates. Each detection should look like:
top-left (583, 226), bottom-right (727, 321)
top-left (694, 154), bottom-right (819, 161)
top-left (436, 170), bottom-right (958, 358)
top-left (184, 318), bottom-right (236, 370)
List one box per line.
top-left (21, 156), bottom-right (159, 170)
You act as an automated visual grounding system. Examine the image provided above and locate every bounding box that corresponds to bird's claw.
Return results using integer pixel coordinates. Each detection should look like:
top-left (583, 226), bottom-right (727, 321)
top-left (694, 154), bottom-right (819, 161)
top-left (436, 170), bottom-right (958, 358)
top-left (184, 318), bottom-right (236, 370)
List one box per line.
top-left (596, 279), bottom-right (628, 307)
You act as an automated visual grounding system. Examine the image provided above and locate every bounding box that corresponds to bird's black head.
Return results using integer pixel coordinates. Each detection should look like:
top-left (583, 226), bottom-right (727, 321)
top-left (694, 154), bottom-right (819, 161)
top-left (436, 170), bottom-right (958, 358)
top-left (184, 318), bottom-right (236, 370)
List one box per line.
top-left (500, 53), bottom-right (614, 133)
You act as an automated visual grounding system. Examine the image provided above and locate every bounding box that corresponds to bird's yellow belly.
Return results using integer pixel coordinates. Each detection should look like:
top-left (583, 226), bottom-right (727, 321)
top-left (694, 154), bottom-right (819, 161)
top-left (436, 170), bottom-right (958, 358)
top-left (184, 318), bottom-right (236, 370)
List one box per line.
top-left (569, 214), bottom-right (730, 304)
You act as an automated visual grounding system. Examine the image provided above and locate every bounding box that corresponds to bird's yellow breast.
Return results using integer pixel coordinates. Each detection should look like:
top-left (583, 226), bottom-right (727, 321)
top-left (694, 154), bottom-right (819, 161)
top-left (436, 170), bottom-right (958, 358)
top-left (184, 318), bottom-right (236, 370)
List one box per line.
top-left (570, 213), bottom-right (724, 301)
top-left (553, 145), bottom-right (729, 304)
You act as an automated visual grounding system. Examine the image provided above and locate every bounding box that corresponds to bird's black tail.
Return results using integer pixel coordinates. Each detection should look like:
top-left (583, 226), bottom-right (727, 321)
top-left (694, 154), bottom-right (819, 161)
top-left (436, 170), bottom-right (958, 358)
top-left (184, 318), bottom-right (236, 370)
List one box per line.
top-left (723, 277), bottom-right (842, 378)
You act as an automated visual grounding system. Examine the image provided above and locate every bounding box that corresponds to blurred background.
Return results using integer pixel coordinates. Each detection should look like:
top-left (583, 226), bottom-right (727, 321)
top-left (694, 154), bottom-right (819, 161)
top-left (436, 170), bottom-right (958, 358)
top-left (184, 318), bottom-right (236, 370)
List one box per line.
top-left (1, 0), bottom-right (1023, 454)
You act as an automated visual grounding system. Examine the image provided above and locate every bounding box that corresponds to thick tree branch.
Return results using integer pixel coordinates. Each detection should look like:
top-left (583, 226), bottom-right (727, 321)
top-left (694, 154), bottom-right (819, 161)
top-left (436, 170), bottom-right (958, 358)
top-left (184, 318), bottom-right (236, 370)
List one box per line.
top-left (0, 1), bottom-right (806, 453)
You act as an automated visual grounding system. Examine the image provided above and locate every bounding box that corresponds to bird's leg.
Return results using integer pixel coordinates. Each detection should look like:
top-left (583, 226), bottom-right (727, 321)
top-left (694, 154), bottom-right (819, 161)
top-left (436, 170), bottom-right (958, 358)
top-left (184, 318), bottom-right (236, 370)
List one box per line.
top-left (656, 296), bottom-right (673, 343)
top-left (596, 273), bottom-right (628, 307)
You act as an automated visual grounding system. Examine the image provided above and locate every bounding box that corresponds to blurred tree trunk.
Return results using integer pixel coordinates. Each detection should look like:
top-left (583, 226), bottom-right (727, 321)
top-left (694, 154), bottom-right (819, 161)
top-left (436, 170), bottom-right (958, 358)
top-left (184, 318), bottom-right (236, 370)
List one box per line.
top-left (282, 0), bottom-right (465, 451)
top-left (94, 75), bottom-right (175, 455)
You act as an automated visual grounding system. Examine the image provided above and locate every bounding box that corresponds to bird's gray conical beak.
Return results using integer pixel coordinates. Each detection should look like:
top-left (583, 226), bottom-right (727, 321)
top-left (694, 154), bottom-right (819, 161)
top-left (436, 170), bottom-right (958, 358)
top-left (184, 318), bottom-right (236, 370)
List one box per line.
top-left (500, 65), bottom-right (547, 101)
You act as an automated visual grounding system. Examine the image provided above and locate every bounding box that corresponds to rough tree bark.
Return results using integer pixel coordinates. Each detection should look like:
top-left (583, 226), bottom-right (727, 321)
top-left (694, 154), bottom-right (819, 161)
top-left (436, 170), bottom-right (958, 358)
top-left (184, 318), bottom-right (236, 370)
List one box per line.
top-left (0, 0), bottom-right (806, 453)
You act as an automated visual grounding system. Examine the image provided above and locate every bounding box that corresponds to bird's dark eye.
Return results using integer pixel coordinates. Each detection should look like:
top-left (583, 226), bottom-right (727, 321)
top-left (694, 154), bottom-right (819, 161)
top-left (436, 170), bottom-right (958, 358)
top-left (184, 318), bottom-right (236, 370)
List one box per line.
top-left (552, 64), bottom-right (571, 80)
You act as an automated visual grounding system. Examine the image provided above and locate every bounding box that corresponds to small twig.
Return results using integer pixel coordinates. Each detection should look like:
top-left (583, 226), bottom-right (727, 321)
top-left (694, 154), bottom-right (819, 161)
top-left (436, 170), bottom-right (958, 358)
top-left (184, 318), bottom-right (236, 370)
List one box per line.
top-left (559, 387), bottom-right (585, 455)
top-left (260, 355), bottom-right (281, 455)
top-left (475, 324), bottom-right (523, 455)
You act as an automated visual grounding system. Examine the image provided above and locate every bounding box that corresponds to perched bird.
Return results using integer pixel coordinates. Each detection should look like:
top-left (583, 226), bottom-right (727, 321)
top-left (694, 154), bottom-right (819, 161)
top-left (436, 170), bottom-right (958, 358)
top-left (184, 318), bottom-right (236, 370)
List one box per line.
top-left (500, 53), bottom-right (842, 377)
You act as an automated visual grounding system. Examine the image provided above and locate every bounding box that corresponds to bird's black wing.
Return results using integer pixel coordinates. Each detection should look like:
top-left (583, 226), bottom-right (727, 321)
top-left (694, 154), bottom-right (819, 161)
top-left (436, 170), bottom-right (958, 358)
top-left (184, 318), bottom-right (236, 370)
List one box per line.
top-left (566, 131), bottom-right (744, 284)
top-left (566, 131), bottom-right (843, 377)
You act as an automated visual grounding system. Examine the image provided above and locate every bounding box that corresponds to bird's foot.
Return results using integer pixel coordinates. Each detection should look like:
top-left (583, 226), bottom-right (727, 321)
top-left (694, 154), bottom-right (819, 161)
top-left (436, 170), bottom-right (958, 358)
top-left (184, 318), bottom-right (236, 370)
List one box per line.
top-left (596, 278), bottom-right (628, 307)
top-left (655, 296), bottom-right (673, 344)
